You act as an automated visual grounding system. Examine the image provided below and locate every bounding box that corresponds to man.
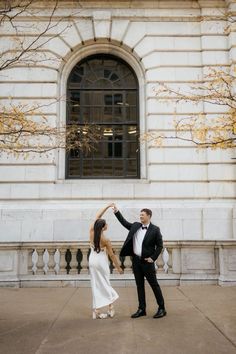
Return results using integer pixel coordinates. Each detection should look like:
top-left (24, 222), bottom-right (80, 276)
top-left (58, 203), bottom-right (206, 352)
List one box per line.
top-left (112, 204), bottom-right (166, 319)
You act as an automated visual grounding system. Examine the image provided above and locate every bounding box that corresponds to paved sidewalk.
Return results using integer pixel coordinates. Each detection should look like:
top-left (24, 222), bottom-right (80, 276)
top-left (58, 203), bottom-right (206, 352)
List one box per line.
top-left (0, 286), bottom-right (235, 354)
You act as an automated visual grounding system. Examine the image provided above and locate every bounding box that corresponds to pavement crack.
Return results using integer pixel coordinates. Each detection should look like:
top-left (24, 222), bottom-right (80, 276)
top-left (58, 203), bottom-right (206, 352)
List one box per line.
top-left (34, 288), bottom-right (78, 354)
top-left (177, 287), bottom-right (236, 349)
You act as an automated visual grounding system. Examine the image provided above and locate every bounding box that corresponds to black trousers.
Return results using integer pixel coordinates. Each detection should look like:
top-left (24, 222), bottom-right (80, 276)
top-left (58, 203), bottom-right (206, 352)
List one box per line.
top-left (132, 255), bottom-right (165, 311)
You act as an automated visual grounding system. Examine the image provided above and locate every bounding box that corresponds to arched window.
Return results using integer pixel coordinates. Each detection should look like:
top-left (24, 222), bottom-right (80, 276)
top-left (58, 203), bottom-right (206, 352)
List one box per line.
top-left (66, 54), bottom-right (139, 178)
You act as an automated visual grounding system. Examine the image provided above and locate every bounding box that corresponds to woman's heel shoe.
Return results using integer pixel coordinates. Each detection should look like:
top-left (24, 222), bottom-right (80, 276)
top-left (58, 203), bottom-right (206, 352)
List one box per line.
top-left (107, 305), bottom-right (115, 318)
top-left (92, 310), bottom-right (108, 319)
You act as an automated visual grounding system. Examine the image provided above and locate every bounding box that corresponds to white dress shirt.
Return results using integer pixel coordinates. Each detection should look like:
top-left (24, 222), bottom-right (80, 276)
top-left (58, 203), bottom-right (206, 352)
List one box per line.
top-left (133, 224), bottom-right (150, 257)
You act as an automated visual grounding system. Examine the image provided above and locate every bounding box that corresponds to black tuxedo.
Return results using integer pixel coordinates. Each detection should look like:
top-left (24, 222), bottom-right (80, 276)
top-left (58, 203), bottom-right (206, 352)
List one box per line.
top-left (116, 211), bottom-right (163, 261)
top-left (115, 210), bottom-right (165, 311)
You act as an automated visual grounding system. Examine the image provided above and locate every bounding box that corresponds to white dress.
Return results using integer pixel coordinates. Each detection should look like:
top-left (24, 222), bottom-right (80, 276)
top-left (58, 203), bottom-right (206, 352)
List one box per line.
top-left (89, 245), bottom-right (119, 309)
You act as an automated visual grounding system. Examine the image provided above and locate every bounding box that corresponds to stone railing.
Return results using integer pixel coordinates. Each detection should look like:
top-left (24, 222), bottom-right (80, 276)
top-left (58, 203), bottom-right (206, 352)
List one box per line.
top-left (0, 241), bottom-right (236, 287)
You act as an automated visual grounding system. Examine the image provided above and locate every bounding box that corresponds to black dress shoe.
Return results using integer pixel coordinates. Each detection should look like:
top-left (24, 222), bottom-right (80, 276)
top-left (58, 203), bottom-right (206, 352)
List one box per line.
top-left (131, 309), bottom-right (146, 318)
top-left (153, 308), bottom-right (167, 318)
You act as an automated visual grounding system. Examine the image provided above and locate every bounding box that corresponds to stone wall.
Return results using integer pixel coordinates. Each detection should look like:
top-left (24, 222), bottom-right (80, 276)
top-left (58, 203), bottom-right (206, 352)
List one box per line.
top-left (0, 0), bottom-right (235, 244)
top-left (0, 204), bottom-right (235, 242)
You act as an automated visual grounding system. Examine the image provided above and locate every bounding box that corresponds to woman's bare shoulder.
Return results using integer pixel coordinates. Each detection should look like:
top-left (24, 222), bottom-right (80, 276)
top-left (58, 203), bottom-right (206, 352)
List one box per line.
top-left (100, 236), bottom-right (110, 246)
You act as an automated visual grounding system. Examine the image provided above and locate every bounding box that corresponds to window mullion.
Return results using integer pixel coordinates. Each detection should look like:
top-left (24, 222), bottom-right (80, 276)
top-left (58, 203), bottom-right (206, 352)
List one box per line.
top-left (66, 54), bottom-right (139, 179)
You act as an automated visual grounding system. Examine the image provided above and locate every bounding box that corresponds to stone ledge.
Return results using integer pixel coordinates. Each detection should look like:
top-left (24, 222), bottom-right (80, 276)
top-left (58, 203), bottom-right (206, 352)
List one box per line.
top-left (0, 240), bottom-right (236, 286)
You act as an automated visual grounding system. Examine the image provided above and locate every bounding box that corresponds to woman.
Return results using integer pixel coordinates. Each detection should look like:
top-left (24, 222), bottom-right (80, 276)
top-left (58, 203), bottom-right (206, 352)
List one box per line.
top-left (89, 203), bottom-right (123, 319)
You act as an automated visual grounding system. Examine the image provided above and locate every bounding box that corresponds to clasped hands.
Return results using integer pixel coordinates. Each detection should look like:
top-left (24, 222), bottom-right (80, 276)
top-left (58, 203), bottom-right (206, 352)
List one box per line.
top-left (109, 202), bottom-right (118, 213)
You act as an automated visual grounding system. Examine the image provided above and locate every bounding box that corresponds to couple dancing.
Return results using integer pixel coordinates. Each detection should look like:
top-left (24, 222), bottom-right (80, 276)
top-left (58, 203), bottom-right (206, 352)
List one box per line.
top-left (89, 203), bottom-right (166, 320)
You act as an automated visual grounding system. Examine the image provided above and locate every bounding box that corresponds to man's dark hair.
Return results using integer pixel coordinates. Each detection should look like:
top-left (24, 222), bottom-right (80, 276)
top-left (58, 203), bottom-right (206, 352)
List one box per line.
top-left (141, 208), bottom-right (152, 217)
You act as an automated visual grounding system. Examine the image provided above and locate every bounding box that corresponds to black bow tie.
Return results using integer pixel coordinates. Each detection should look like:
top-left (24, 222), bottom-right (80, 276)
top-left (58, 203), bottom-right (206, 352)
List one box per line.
top-left (142, 226), bottom-right (148, 230)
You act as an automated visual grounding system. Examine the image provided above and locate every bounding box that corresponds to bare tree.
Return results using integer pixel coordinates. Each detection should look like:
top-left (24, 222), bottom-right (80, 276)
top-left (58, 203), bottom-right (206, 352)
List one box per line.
top-left (0, 0), bottom-right (101, 156)
top-left (142, 6), bottom-right (236, 150)
top-left (0, 101), bottom-right (102, 155)
top-left (0, 0), bottom-right (72, 70)
top-left (146, 67), bottom-right (236, 149)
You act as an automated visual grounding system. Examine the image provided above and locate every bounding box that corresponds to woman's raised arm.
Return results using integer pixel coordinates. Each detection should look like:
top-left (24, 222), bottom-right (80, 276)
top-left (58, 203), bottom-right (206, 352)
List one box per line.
top-left (95, 203), bottom-right (114, 220)
top-left (89, 203), bottom-right (114, 233)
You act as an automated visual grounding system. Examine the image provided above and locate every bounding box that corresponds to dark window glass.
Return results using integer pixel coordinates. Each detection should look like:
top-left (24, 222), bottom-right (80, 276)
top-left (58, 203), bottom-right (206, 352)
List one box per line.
top-left (66, 54), bottom-right (139, 179)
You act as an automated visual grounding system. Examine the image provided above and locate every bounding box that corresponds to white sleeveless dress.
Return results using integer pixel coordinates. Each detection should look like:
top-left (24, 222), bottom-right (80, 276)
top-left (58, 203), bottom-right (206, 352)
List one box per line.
top-left (89, 245), bottom-right (119, 309)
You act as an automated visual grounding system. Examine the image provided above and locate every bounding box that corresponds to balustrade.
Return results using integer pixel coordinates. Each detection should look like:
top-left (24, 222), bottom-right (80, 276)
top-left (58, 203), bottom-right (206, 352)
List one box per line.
top-left (1, 241), bottom-right (236, 286)
top-left (26, 243), bottom-right (171, 277)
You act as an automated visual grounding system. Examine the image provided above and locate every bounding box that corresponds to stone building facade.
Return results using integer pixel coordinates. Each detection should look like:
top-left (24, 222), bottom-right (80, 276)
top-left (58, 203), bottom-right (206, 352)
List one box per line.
top-left (0, 0), bottom-right (235, 285)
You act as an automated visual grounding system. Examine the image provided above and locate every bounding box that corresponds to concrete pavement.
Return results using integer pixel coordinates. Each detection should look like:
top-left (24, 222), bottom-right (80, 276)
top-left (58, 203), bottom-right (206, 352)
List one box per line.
top-left (0, 286), bottom-right (236, 354)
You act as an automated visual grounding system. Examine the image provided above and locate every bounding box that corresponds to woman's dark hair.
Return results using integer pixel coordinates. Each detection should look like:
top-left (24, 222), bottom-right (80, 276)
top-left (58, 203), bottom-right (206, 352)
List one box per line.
top-left (93, 218), bottom-right (106, 253)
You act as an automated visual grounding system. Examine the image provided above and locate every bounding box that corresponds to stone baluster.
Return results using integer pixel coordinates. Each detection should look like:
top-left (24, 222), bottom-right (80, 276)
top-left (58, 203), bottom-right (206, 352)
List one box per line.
top-left (59, 248), bottom-right (68, 275)
top-left (167, 248), bottom-right (172, 272)
top-left (43, 249), bottom-right (50, 274)
top-left (70, 247), bottom-right (78, 274)
top-left (32, 249), bottom-right (38, 275)
top-left (36, 248), bottom-right (44, 275)
top-left (76, 249), bottom-right (83, 274)
top-left (123, 256), bottom-right (133, 274)
top-left (47, 248), bottom-right (56, 275)
top-left (28, 249), bottom-right (33, 274)
top-left (54, 249), bottom-right (60, 275)
top-left (80, 247), bottom-right (89, 274)
top-left (65, 249), bottom-right (72, 274)
top-left (162, 248), bottom-right (169, 273)
top-left (156, 253), bottom-right (163, 272)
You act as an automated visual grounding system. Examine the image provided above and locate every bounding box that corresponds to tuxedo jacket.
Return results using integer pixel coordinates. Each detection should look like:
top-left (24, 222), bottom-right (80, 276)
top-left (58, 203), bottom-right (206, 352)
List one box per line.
top-left (115, 211), bottom-right (163, 262)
